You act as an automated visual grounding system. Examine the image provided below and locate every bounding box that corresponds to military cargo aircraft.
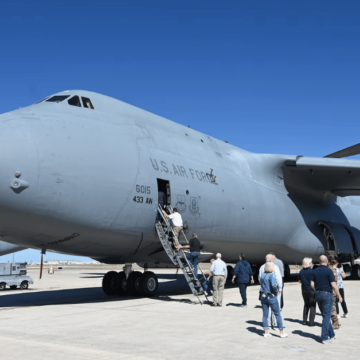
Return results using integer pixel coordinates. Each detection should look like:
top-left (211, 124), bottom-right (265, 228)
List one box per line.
top-left (0, 90), bottom-right (360, 296)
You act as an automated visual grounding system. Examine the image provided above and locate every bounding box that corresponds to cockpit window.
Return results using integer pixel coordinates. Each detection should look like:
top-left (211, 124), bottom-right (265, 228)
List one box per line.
top-left (68, 96), bottom-right (82, 107)
top-left (81, 97), bottom-right (94, 109)
top-left (46, 95), bottom-right (70, 103)
top-left (35, 97), bottom-right (50, 104)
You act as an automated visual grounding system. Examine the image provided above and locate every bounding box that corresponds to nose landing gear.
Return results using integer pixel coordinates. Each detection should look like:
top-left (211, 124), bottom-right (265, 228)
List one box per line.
top-left (102, 264), bottom-right (159, 297)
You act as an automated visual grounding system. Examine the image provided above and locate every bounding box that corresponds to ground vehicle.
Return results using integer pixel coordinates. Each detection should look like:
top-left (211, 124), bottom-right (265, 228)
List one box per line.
top-left (0, 263), bottom-right (34, 290)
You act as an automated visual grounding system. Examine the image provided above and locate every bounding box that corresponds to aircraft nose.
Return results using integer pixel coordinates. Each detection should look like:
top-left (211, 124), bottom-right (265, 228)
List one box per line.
top-left (0, 111), bottom-right (38, 215)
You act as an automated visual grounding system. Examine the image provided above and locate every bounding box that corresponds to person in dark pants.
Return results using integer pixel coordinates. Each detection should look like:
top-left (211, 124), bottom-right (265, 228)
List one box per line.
top-left (202, 258), bottom-right (215, 295)
top-left (178, 233), bottom-right (201, 278)
top-left (156, 190), bottom-right (166, 222)
top-left (311, 255), bottom-right (343, 344)
top-left (333, 259), bottom-right (348, 318)
top-left (298, 257), bottom-right (316, 326)
top-left (232, 253), bottom-right (254, 308)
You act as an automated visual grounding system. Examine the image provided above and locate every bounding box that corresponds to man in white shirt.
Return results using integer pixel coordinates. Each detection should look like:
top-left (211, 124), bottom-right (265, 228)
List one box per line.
top-left (209, 253), bottom-right (228, 307)
top-left (259, 254), bottom-right (283, 328)
top-left (162, 208), bottom-right (183, 248)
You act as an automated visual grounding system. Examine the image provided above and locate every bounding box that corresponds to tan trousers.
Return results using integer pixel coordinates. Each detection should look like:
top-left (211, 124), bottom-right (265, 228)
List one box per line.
top-left (331, 294), bottom-right (341, 329)
top-left (173, 226), bottom-right (183, 247)
top-left (213, 276), bottom-right (225, 306)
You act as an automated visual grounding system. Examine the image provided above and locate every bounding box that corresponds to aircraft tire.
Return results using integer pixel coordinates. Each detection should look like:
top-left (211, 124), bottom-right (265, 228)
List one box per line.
top-left (20, 281), bottom-right (29, 290)
top-left (102, 271), bottom-right (118, 296)
top-left (116, 271), bottom-right (129, 296)
top-left (127, 271), bottom-right (143, 296)
top-left (142, 271), bottom-right (158, 297)
top-left (226, 265), bottom-right (234, 282)
top-left (284, 265), bottom-right (291, 282)
top-left (351, 264), bottom-right (360, 280)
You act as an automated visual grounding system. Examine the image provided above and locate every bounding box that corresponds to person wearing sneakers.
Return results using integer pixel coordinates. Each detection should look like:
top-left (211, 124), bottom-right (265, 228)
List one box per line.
top-left (310, 255), bottom-right (343, 344)
top-left (259, 262), bottom-right (288, 338)
top-left (334, 260), bottom-right (348, 318)
top-left (232, 253), bottom-right (254, 308)
top-left (209, 253), bottom-right (227, 307)
top-left (259, 254), bottom-right (283, 329)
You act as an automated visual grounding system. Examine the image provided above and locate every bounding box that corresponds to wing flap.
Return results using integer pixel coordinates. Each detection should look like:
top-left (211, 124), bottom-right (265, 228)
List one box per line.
top-left (284, 156), bottom-right (360, 197)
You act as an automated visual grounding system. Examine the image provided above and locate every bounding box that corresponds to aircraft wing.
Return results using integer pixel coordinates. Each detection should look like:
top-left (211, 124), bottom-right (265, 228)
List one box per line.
top-left (284, 156), bottom-right (360, 197)
top-left (324, 143), bottom-right (360, 158)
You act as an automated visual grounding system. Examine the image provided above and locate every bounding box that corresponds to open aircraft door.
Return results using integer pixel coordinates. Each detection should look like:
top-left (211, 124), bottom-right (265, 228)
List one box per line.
top-left (318, 221), bottom-right (357, 261)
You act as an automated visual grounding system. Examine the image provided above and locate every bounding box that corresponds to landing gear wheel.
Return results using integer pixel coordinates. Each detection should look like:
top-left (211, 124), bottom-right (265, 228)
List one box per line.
top-left (142, 271), bottom-right (158, 297)
top-left (352, 264), bottom-right (360, 280)
top-left (127, 271), bottom-right (143, 296)
top-left (226, 265), bottom-right (234, 283)
top-left (102, 271), bottom-right (118, 296)
top-left (284, 265), bottom-right (291, 282)
top-left (0, 282), bottom-right (6, 291)
top-left (116, 271), bottom-right (129, 296)
top-left (251, 265), bottom-right (259, 284)
top-left (20, 281), bottom-right (29, 290)
top-left (10, 285), bottom-right (17, 290)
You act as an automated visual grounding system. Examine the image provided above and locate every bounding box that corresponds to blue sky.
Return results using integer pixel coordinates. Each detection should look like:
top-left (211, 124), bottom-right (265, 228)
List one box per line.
top-left (1, 1), bottom-right (360, 262)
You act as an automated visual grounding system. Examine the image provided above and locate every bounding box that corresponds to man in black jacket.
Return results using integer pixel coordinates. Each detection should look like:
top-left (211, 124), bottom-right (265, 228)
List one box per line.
top-left (178, 233), bottom-right (201, 278)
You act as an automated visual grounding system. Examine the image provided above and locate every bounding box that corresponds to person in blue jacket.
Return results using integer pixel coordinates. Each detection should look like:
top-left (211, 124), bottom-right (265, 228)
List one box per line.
top-left (232, 253), bottom-right (254, 308)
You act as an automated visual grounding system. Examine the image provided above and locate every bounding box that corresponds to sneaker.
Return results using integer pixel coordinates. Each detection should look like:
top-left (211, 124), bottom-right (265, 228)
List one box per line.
top-left (239, 304), bottom-right (247, 308)
top-left (264, 333), bottom-right (272, 338)
top-left (330, 334), bottom-right (336, 340)
top-left (280, 333), bottom-right (288, 338)
top-left (322, 339), bottom-right (334, 345)
top-left (342, 314), bottom-right (348, 318)
top-left (337, 315), bottom-right (341, 319)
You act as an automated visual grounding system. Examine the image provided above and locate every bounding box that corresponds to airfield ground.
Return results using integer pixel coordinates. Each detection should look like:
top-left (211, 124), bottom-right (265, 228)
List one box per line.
top-left (0, 266), bottom-right (359, 360)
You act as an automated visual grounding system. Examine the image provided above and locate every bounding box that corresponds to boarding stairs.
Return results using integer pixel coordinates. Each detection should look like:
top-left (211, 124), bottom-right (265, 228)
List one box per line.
top-left (155, 205), bottom-right (209, 304)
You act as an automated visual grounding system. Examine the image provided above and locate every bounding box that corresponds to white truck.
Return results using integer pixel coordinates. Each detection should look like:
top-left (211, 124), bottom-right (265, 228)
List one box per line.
top-left (0, 263), bottom-right (34, 290)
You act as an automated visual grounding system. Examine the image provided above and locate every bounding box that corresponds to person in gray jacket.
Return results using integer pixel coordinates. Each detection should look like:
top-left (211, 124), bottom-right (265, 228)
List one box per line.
top-left (270, 252), bottom-right (285, 309)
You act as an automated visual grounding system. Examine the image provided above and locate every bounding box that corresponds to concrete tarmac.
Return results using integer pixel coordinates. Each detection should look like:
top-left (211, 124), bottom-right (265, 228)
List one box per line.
top-left (0, 267), bottom-right (359, 360)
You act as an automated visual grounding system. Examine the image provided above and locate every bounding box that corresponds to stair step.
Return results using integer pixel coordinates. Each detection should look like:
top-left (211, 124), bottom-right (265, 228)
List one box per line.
top-left (155, 204), bottom-right (209, 304)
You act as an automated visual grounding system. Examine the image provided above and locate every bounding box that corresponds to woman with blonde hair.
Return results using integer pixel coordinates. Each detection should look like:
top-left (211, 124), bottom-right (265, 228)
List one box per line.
top-left (259, 262), bottom-right (288, 338)
top-left (298, 257), bottom-right (316, 326)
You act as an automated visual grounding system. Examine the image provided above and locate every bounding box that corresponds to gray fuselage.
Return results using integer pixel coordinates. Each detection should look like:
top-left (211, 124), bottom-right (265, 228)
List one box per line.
top-left (0, 90), bottom-right (359, 265)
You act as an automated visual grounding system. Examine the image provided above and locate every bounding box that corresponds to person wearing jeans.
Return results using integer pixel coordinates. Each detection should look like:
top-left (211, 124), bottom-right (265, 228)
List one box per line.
top-left (259, 262), bottom-right (288, 338)
top-left (178, 233), bottom-right (201, 278)
top-left (258, 254), bottom-right (283, 328)
top-left (298, 257), bottom-right (316, 326)
top-left (315, 290), bottom-right (335, 341)
top-left (311, 255), bottom-right (343, 344)
top-left (202, 258), bottom-right (215, 295)
top-left (232, 253), bottom-right (254, 308)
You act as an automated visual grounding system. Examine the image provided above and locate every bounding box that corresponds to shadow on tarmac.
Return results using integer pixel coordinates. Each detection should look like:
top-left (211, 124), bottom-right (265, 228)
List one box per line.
top-left (284, 318), bottom-right (322, 327)
top-left (226, 303), bottom-right (243, 308)
top-left (0, 273), bottom-right (219, 309)
top-left (246, 320), bottom-right (263, 327)
top-left (292, 330), bottom-right (321, 343)
top-left (246, 327), bottom-right (264, 337)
